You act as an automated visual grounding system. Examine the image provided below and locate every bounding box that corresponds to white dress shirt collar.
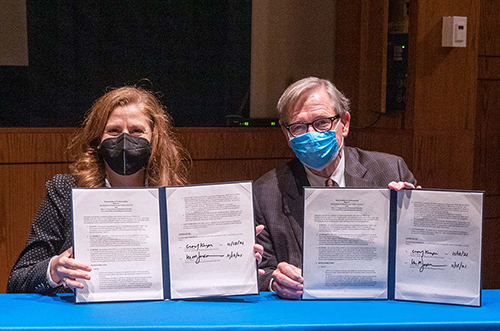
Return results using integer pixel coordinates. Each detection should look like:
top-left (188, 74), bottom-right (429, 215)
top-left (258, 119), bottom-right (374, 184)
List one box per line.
top-left (304, 150), bottom-right (346, 187)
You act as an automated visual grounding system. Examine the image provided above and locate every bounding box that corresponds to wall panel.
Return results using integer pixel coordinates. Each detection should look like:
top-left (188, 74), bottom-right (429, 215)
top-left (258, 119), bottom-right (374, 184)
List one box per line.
top-left (482, 216), bottom-right (500, 289)
top-left (177, 127), bottom-right (293, 160)
top-left (476, 80), bottom-right (500, 196)
top-left (479, 0), bottom-right (500, 56)
top-left (478, 57), bottom-right (500, 80)
top-left (0, 128), bottom-right (75, 163)
top-left (410, 1), bottom-right (479, 132)
top-left (0, 163), bottom-right (72, 293)
top-left (348, 129), bottom-right (413, 166)
top-left (477, 0), bottom-right (500, 289)
top-left (408, 0), bottom-right (479, 190)
top-left (413, 131), bottom-right (475, 189)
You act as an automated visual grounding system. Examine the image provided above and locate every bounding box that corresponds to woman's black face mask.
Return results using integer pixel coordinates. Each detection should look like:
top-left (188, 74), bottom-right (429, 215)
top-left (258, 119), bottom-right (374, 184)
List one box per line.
top-left (100, 133), bottom-right (152, 176)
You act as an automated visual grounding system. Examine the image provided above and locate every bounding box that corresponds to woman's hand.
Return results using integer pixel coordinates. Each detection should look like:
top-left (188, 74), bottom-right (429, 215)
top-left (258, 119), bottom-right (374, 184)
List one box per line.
top-left (50, 247), bottom-right (92, 290)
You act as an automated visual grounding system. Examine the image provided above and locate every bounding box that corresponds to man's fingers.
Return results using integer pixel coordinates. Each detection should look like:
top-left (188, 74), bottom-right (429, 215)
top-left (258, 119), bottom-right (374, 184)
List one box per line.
top-left (255, 225), bottom-right (265, 236)
top-left (277, 262), bottom-right (303, 282)
top-left (402, 182), bottom-right (415, 189)
top-left (388, 181), bottom-right (417, 191)
top-left (273, 281), bottom-right (302, 300)
top-left (253, 243), bottom-right (264, 264)
top-left (388, 181), bottom-right (403, 190)
top-left (254, 244), bottom-right (264, 255)
top-left (258, 269), bottom-right (265, 275)
top-left (272, 271), bottom-right (303, 290)
top-left (254, 252), bottom-right (262, 264)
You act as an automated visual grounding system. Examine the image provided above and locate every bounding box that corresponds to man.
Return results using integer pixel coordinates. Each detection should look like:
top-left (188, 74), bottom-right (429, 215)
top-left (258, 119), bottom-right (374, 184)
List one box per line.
top-left (254, 77), bottom-right (417, 299)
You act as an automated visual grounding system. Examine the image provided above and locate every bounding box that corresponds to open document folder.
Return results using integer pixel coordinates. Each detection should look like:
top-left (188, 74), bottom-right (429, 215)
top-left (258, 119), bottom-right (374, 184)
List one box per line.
top-left (302, 188), bottom-right (483, 306)
top-left (71, 181), bottom-right (258, 303)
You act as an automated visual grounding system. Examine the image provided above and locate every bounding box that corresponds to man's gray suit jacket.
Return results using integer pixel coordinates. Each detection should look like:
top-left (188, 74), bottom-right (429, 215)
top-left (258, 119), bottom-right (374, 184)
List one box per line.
top-left (254, 146), bottom-right (417, 291)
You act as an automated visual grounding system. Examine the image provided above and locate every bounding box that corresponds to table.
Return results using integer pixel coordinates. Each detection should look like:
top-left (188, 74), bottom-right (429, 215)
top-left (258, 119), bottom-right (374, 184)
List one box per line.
top-left (1, 290), bottom-right (499, 330)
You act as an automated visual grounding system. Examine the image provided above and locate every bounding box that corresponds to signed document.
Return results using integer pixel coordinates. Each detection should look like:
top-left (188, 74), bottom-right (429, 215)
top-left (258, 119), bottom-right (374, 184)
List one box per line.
top-left (302, 188), bottom-right (483, 306)
top-left (165, 182), bottom-right (258, 299)
top-left (302, 188), bottom-right (391, 299)
top-left (72, 182), bottom-right (258, 303)
top-left (72, 188), bottom-right (164, 303)
top-left (394, 190), bottom-right (483, 306)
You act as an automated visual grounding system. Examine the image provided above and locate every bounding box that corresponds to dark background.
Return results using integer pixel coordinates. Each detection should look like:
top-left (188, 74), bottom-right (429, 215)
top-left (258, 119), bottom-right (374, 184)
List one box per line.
top-left (0, 1), bottom-right (251, 127)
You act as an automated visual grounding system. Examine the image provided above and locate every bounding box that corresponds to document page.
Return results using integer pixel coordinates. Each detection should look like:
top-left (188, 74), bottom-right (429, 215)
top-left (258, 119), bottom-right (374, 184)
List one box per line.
top-left (165, 182), bottom-right (258, 299)
top-left (72, 188), bottom-right (164, 303)
top-left (302, 188), bottom-right (391, 299)
top-left (394, 190), bottom-right (483, 306)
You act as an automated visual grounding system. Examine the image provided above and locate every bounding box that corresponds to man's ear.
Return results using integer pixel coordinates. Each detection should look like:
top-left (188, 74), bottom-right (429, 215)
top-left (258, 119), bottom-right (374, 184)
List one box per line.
top-left (341, 112), bottom-right (351, 137)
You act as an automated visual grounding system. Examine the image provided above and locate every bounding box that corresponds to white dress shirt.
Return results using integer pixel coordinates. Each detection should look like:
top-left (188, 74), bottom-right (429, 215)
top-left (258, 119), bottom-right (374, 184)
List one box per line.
top-left (304, 150), bottom-right (346, 187)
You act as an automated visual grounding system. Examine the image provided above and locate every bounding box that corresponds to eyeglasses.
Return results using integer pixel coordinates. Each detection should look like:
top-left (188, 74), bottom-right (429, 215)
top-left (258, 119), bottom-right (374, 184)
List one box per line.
top-left (285, 115), bottom-right (340, 137)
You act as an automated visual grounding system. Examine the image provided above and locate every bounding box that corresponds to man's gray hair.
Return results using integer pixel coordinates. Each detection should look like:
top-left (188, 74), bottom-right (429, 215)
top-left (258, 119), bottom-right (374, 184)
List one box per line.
top-left (277, 77), bottom-right (350, 124)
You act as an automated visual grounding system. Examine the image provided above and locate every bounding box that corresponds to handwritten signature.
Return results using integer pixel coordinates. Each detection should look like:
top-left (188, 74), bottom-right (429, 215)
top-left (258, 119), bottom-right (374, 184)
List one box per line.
top-left (186, 251), bottom-right (224, 264)
top-left (410, 250), bottom-right (446, 272)
top-left (185, 242), bottom-right (214, 251)
top-left (411, 249), bottom-right (438, 257)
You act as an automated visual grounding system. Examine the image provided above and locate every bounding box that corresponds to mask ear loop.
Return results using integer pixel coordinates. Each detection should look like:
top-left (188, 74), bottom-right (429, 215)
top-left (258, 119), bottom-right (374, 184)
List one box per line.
top-left (332, 117), bottom-right (342, 132)
top-left (332, 118), bottom-right (344, 156)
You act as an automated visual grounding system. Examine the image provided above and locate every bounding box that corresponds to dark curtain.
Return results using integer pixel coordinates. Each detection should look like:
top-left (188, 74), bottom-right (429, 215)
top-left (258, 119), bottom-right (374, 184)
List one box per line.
top-left (0, 0), bottom-right (251, 127)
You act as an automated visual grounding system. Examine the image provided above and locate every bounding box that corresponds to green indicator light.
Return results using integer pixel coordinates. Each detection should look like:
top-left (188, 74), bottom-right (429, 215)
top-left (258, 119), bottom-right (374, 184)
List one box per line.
top-left (402, 45), bottom-right (405, 49)
top-left (244, 122), bottom-right (249, 126)
top-left (271, 122), bottom-right (276, 126)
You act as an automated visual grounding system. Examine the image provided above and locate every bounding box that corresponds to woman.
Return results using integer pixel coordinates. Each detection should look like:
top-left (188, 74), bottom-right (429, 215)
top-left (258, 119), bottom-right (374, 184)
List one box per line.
top-left (7, 86), bottom-right (264, 294)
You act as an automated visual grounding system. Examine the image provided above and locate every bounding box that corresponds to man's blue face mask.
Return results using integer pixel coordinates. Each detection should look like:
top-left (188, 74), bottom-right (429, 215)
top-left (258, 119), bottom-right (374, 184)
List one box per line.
top-left (289, 121), bottom-right (342, 171)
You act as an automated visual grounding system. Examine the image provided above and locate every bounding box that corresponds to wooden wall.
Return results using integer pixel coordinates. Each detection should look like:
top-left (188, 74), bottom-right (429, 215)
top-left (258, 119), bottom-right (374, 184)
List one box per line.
top-left (476, 0), bottom-right (500, 289)
top-left (409, 1), bottom-right (479, 191)
top-left (0, 128), bottom-right (75, 293)
top-left (335, 0), bottom-right (500, 289)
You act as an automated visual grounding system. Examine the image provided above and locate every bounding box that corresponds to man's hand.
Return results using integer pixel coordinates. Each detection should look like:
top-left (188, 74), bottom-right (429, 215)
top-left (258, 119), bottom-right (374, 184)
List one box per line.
top-left (388, 181), bottom-right (421, 191)
top-left (50, 247), bottom-right (92, 290)
top-left (254, 225), bottom-right (265, 275)
top-left (271, 262), bottom-right (303, 300)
